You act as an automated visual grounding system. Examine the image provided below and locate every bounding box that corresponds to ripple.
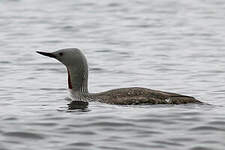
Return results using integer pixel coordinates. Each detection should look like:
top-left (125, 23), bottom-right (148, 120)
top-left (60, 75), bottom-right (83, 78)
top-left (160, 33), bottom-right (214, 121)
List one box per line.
top-left (169, 137), bottom-right (195, 142)
top-left (0, 61), bottom-right (11, 64)
top-left (153, 141), bottom-right (184, 147)
top-left (4, 131), bottom-right (45, 140)
top-left (39, 88), bottom-right (66, 91)
top-left (62, 131), bottom-right (96, 135)
top-left (190, 146), bottom-right (212, 150)
top-left (3, 117), bottom-right (18, 121)
top-left (68, 121), bottom-right (136, 128)
top-left (208, 121), bottom-right (225, 126)
top-left (27, 122), bottom-right (58, 127)
top-left (98, 146), bottom-right (127, 150)
top-left (43, 116), bottom-right (69, 121)
top-left (88, 121), bottom-right (137, 128)
top-left (189, 126), bottom-right (225, 132)
top-left (68, 142), bottom-right (93, 146)
top-left (128, 118), bottom-right (176, 124)
top-left (89, 67), bottom-right (105, 72)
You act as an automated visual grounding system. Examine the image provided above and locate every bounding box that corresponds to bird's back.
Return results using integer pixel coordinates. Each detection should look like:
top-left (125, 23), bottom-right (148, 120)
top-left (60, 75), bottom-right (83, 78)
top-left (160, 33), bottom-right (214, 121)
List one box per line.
top-left (89, 87), bottom-right (201, 105)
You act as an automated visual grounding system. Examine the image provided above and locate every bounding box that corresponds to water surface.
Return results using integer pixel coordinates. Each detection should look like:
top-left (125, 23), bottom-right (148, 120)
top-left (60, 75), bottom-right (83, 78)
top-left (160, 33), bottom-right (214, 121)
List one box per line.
top-left (0, 0), bottom-right (225, 150)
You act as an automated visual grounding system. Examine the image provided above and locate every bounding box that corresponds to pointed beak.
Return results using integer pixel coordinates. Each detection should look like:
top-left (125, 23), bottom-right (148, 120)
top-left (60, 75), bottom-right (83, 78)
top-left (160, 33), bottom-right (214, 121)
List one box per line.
top-left (36, 51), bottom-right (56, 58)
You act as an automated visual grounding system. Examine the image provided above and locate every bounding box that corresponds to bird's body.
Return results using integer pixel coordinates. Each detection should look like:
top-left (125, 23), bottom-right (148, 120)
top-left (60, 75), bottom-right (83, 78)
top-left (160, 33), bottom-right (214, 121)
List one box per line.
top-left (87, 87), bottom-right (201, 105)
top-left (37, 48), bottom-right (202, 105)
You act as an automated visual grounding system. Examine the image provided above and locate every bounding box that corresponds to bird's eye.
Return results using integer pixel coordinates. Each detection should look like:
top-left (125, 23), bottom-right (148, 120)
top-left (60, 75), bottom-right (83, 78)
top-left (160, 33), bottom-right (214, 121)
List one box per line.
top-left (59, 52), bottom-right (63, 56)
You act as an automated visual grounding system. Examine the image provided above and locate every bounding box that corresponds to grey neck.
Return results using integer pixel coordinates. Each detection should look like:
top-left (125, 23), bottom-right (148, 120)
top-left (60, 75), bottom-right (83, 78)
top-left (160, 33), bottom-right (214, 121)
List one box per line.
top-left (65, 51), bottom-right (89, 100)
top-left (67, 66), bottom-right (89, 96)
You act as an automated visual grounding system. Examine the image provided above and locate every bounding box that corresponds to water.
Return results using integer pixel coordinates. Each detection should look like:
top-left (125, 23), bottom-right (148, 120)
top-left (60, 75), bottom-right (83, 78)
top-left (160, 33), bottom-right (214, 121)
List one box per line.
top-left (1, 0), bottom-right (225, 149)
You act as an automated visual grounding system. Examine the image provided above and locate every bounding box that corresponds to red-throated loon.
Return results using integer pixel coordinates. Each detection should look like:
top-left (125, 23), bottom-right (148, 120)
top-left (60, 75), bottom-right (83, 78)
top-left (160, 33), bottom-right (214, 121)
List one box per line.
top-left (37, 48), bottom-right (202, 105)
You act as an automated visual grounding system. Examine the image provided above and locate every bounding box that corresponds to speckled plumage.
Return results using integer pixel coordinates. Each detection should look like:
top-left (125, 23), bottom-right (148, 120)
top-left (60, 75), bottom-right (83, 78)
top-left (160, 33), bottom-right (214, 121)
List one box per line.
top-left (88, 87), bottom-right (201, 105)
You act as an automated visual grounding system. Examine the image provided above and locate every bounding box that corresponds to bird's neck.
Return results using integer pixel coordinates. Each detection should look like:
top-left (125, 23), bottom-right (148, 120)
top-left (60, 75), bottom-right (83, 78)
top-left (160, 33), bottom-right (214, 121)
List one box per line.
top-left (67, 67), bottom-right (88, 97)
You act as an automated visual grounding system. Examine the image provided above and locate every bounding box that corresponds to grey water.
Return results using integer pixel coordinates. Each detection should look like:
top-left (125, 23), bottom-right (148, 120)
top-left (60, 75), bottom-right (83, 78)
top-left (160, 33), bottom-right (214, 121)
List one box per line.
top-left (0, 0), bottom-right (225, 149)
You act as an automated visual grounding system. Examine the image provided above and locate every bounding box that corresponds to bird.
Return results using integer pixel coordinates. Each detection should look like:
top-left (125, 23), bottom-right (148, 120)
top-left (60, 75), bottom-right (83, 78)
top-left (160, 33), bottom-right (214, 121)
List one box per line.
top-left (37, 48), bottom-right (202, 105)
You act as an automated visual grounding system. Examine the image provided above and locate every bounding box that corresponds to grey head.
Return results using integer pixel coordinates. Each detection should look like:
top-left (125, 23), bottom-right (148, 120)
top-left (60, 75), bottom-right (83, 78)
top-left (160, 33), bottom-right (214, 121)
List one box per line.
top-left (37, 48), bottom-right (86, 66)
top-left (37, 48), bottom-right (89, 93)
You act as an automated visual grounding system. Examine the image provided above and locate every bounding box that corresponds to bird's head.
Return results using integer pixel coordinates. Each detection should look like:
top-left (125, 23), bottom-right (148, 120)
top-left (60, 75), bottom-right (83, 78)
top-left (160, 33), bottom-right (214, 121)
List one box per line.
top-left (37, 48), bottom-right (86, 68)
top-left (37, 48), bottom-right (89, 92)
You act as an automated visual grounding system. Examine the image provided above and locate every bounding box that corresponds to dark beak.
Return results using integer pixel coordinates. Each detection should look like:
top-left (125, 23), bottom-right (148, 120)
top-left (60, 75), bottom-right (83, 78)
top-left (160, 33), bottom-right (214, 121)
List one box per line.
top-left (36, 51), bottom-right (56, 58)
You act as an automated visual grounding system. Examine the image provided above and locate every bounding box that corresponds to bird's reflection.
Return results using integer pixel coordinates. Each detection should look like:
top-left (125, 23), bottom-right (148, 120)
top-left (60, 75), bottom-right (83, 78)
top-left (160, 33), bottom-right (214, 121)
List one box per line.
top-left (67, 100), bottom-right (89, 110)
